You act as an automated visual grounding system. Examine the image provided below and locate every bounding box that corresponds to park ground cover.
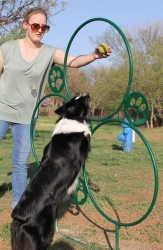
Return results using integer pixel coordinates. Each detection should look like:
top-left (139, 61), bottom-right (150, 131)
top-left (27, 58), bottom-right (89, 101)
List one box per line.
top-left (0, 117), bottom-right (162, 250)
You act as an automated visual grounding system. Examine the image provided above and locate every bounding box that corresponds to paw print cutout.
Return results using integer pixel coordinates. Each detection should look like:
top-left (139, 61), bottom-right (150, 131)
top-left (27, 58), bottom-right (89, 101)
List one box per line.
top-left (124, 92), bottom-right (150, 126)
top-left (48, 65), bottom-right (65, 93)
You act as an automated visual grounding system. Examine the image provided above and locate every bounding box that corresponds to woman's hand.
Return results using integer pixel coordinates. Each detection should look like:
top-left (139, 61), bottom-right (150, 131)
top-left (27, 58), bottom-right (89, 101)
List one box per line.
top-left (94, 45), bottom-right (112, 59)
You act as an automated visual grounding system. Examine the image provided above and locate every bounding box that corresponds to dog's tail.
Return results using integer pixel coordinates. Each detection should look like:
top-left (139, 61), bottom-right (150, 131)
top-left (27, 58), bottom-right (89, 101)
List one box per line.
top-left (11, 221), bottom-right (39, 250)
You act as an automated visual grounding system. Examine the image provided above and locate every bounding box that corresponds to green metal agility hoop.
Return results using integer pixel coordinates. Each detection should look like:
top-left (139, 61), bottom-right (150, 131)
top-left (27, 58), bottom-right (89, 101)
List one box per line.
top-left (30, 93), bottom-right (69, 166)
top-left (29, 17), bottom-right (159, 250)
top-left (63, 17), bottom-right (133, 121)
top-left (83, 118), bottom-right (159, 249)
top-left (83, 118), bottom-right (158, 228)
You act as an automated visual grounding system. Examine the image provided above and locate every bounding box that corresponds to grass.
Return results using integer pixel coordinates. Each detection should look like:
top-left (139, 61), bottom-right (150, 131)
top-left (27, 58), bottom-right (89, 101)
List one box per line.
top-left (0, 116), bottom-right (162, 249)
top-left (0, 223), bottom-right (11, 243)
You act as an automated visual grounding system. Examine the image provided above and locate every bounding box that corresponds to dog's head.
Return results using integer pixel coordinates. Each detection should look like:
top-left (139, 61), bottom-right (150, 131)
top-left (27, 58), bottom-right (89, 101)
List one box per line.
top-left (55, 93), bottom-right (90, 123)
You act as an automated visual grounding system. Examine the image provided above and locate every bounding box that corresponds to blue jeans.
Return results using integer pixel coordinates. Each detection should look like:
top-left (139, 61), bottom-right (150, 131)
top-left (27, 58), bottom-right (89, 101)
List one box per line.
top-left (0, 120), bottom-right (32, 208)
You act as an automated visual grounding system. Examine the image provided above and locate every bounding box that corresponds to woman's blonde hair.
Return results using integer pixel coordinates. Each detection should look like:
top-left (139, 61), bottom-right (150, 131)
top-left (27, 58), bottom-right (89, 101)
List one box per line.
top-left (23, 7), bottom-right (48, 22)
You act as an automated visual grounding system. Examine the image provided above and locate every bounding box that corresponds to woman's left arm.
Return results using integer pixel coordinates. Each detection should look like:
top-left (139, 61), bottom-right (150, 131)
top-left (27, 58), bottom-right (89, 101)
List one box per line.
top-left (53, 46), bottom-right (112, 68)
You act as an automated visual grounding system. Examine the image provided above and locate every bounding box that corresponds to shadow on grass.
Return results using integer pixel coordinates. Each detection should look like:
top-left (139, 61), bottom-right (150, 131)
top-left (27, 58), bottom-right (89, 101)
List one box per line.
top-left (56, 200), bottom-right (120, 250)
top-left (50, 240), bottom-right (75, 250)
top-left (111, 144), bottom-right (123, 151)
top-left (0, 161), bottom-right (38, 198)
top-left (0, 182), bottom-right (12, 198)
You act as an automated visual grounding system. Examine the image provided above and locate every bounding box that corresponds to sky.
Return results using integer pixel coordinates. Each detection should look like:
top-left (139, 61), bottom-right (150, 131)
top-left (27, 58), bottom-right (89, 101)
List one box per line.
top-left (42, 0), bottom-right (163, 66)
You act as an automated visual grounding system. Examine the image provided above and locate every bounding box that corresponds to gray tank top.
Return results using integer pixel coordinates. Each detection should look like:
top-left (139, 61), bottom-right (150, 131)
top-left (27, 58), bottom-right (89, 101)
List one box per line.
top-left (0, 39), bottom-right (57, 124)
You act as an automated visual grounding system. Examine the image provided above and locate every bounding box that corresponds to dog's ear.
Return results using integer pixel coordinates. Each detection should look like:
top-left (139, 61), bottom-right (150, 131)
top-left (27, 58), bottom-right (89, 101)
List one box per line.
top-left (55, 105), bottom-right (76, 117)
top-left (55, 103), bottom-right (68, 116)
top-left (55, 98), bottom-right (76, 117)
top-left (54, 95), bottom-right (90, 119)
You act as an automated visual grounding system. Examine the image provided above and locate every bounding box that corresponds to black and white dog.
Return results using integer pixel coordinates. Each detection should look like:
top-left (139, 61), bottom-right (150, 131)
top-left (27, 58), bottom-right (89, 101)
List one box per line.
top-left (11, 93), bottom-right (91, 250)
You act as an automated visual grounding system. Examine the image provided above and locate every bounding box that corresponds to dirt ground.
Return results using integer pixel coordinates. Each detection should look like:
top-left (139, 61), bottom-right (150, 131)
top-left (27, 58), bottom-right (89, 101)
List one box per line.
top-left (0, 129), bottom-right (162, 250)
top-left (0, 193), bottom-right (162, 250)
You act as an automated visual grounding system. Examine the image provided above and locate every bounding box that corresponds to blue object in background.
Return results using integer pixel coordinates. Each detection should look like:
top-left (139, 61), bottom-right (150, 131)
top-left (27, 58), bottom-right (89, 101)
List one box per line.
top-left (118, 118), bottom-right (133, 152)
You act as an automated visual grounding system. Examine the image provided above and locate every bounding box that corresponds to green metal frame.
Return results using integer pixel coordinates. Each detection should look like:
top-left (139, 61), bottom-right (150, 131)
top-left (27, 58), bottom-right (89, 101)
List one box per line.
top-left (84, 118), bottom-right (158, 228)
top-left (30, 18), bottom-right (159, 250)
top-left (63, 17), bottom-right (133, 121)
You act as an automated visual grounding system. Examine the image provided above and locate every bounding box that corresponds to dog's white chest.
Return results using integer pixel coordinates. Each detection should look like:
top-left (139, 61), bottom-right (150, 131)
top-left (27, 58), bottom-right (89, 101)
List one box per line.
top-left (52, 119), bottom-right (91, 137)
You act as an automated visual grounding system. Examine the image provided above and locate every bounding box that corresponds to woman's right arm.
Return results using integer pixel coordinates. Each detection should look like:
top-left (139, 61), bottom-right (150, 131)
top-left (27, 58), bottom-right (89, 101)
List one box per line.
top-left (0, 50), bottom-right (4, 75)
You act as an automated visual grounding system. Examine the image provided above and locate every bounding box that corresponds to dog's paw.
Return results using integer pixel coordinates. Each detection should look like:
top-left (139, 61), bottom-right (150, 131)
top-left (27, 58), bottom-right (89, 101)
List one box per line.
top-left (84, 127), bottom-right (92, 137)
top-left (67, 175), bottom-right (80, 195)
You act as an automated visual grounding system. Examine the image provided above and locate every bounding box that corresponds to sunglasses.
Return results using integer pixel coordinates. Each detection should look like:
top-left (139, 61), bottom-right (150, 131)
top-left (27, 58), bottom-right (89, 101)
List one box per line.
top-left (27, 22), bottom-right (50, 33)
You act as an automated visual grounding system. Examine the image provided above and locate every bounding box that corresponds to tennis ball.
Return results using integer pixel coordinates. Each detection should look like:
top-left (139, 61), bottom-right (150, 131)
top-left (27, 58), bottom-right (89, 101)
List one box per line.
top-left (98, 43), bottom-right (110, 54)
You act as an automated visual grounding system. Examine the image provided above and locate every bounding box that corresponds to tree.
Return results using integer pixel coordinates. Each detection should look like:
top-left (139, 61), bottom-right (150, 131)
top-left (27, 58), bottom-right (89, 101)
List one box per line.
top-left (90, 22), bottom-right (163, 127)
top-left (66, 67), bottom-right (90, 97)
top-left (130, 22), bottom-right (163, 127)
top-left (0, 0), bottom-right (68, 39)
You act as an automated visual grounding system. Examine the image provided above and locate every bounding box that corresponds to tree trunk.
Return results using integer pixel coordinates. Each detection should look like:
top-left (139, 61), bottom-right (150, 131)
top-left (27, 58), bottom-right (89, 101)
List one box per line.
top-left (146, 120), bottom-right (149, 129)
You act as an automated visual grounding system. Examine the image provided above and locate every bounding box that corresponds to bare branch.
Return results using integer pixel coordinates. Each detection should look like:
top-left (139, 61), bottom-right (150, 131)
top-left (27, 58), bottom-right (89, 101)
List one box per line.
top-left (0, 0), bottom-right (68, 37)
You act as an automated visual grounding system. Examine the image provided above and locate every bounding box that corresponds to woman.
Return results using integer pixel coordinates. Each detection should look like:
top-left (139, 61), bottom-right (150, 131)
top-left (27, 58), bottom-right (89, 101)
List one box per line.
top-left (0, 7), bottom-right (112, 209)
